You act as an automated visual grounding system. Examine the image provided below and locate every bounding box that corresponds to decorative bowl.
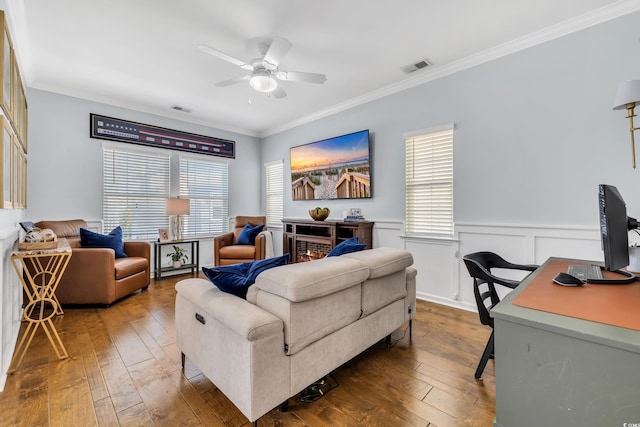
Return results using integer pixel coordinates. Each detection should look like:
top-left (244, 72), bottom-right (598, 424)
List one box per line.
top-left (309, 207), bottom-right (330, 221)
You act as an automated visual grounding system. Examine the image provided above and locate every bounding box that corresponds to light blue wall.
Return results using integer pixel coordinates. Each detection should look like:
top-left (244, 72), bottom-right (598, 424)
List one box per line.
top-left (261, 11), bottom-right (640, 228)
top-left (26, 89), bottom-right (262, 222)
top-left (18, 11), bottom-right (640, 230)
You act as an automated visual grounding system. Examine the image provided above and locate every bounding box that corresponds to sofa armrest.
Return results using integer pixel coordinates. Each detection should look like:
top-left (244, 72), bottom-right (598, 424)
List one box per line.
top-left (254, 232), bottom-right (265, 260)
top-left (124, 241), bottom-right (151, 259)
top-left (214, 231), bottom-right (235, 247)
top-left (214, 232), bottom-right (235, 265)
top-left (176, 278), bottom-right (282, 341)
top-left (71, 247), bottom-right (116, 270)
top-left (53, 247), bottom-right (118, 303)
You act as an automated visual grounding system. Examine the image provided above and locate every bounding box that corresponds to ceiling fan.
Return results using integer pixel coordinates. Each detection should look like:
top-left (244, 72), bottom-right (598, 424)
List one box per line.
top-left (198, 37), bottom-right (327, 99)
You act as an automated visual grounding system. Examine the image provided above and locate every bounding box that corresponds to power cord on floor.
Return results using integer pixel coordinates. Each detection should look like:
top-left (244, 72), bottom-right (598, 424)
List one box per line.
top-left (298, 374), bottom-right (340, 403)
top-left (386, 324), bottom-right (410, 349)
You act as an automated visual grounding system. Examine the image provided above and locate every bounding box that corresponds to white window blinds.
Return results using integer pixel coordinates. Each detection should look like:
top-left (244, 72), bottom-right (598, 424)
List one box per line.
top-left (265, 160), bottom-right (284, 227)
top-left (103, 146), bottom-right (171, 239)
top-left (405, 126), bottom-right (454, 236)
top-left (179, 155), bottom-right (229, 237)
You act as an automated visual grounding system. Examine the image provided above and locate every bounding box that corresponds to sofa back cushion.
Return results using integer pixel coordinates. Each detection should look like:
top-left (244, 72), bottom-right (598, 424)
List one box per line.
top-left (342, 247), bottom-right (413, 278)
top-left (343, 248), bottom-right (414, 316)
top-left (254, 284), bottom-right (362, 355)
top-left (254, 256), bottom-right (369, 355)
top-left (35, 219), bottom-right (87, 248)
top-left (255, 256), bottom-right (368, 302)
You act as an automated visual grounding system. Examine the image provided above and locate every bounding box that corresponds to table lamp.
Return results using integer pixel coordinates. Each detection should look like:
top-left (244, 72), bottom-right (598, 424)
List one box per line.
top-left (165, 197), bottom-right (190, 240)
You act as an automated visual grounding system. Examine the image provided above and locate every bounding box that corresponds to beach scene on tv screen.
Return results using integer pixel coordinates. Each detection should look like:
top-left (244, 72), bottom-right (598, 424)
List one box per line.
top-left (290, 130), bottom-right (371, 200)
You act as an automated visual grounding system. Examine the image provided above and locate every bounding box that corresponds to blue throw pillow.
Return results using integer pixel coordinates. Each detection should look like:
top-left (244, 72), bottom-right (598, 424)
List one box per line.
top-left (80, 226), bottom-right (128, 258)
top-left (327, 237), bottom-right (366, 257)
top-left (237, 222), bottom-right (265, 245)
top-left (202, 262), bottom-right (253, 298)
top-left (246, 253), bottom-right (290, 283)
top-left (202, 254), bottom-right (290, 298)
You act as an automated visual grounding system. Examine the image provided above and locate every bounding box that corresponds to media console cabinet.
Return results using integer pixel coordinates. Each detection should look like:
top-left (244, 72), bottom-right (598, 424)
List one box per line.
top-left (282, 218), bottom-right (374, 263)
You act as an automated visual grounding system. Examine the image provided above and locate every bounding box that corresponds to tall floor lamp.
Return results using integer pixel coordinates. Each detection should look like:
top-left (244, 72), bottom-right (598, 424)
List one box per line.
top-left (613, 80), bottom-right (640, 168)
top-left (166, 197), bottom-right (190, 240)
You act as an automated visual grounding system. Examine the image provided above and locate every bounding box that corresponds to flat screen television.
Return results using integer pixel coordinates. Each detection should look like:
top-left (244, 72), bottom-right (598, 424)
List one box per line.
top-left (290, 129), bottom-right (371, 200)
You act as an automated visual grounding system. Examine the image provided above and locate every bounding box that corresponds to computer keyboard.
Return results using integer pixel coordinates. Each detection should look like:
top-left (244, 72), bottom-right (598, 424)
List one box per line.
top-left (567, 264), bottom-right (603, 281)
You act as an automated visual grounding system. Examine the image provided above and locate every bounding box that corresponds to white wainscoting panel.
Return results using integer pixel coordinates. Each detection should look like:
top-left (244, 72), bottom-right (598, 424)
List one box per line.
top-left (372, 221), bottom-right (404, 249)
top-left (0, 228), bottom-right (20, 391)
top-left (403, 223), bottom-right (604, 312)
top-left (405, 236), bottom-right (460, 308)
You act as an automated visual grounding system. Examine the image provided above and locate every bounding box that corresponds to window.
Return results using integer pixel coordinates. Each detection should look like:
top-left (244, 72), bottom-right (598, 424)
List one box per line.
top-left (103, 146), bottom-right (229, 240)
top-left (405, 124), bottom-right (454, 236)
top-left (103, 146), bottom-right (170, 239)
top-left (179, 155), bottom-right (228, 237)
top-left (265, 160), bottom-right (284, 227)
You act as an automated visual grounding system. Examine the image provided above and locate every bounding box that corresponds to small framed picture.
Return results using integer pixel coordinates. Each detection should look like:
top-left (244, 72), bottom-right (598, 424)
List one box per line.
top-left (159, 228), bottom-right (170, 242)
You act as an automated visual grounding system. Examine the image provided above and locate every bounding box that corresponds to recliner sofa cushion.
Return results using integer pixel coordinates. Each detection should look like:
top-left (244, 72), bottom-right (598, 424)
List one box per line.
top-left (254, 284), bottom-right (362, 355)
top-left (115, 257), bottom-right (151, 280)
top-left (360, 270), bottom-right (407, 317)
top-left (35, 219), bottom-right (86, 247)
top-left (219, 245), bottom-right (256, 260)
top-left (255, 256), bottom-right (369, 302)
top-left (342, 248), bottom-right (413, 316)
top-left (342, 247), bottom-right (413, 279)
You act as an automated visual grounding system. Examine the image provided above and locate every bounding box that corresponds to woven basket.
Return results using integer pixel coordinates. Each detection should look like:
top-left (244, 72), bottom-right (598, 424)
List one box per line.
top-left (18, 237), bottom-right (58, 250)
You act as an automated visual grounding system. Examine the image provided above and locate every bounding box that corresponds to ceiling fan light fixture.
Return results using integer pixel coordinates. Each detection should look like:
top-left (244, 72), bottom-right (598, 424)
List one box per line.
top-left (249, 71), bottom-right (278, 93)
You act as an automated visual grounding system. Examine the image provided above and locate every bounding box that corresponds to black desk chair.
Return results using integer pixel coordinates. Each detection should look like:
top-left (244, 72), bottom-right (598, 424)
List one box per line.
top-left (462, 252), bottom-right (538, 380)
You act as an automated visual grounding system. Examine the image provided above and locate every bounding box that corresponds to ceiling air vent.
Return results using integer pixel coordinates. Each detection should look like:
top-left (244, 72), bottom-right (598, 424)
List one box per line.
top-left (401, 58), bottom-right (432, 75)
top-left (170, 104), bottom-right (192, 113)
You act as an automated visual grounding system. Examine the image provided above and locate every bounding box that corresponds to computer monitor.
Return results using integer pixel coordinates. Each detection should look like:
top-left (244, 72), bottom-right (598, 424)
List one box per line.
top-left (598, 184), bottom-right (638, 271)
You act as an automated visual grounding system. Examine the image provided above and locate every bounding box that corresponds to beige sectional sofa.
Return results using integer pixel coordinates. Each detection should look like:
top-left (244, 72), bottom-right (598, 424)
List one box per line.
top-left (175, 247), bottom-right (416, 424)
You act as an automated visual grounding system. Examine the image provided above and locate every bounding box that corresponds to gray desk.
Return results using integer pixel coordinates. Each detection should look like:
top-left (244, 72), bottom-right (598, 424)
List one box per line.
top-left (492, 257), bottom-right (640, 427)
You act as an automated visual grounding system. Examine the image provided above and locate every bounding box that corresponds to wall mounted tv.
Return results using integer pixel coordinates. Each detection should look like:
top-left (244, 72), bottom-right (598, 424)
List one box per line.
top-left (290, 129), bottom-right (371, 200)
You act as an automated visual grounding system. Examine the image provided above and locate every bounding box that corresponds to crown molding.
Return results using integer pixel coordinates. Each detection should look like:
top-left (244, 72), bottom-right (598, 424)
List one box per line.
top-left (260, 0), bottom-right (640, 138)
top-left (28, 83), bottom-right (261, 138)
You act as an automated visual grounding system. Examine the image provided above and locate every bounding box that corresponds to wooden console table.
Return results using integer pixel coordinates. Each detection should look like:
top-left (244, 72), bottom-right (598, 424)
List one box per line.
top-left (282, 219), bottom-right (373, 263)
top-left (8, 238), bottom-right (72, 373)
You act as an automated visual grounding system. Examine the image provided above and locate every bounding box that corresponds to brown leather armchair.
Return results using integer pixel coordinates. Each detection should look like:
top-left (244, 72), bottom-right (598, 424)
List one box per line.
top-left (34, 219), bottom-right (151, 306)
top-left (214, 216), bottom-right (268, 266)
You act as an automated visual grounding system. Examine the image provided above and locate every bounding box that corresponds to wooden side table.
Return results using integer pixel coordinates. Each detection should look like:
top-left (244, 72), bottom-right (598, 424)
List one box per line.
top-left (8, 238), bottom-right (72, 373)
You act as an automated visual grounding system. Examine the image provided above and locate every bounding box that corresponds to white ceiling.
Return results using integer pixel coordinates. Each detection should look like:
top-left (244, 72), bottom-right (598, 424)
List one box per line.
top-left (7, 0), bottom-right (640, 137)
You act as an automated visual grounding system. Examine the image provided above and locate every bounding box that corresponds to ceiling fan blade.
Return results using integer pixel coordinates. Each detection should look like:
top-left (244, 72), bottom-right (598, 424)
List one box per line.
top-left (271, 85), bottom-right (287, 99)
top-left (263, 37), bottom-right (292, 69)
top-left (215, 75), bottom-right (250, 87)
top-left (198, 44), bottom-right (254, 71)
top-left (276, 70), bottom-right (327, 84)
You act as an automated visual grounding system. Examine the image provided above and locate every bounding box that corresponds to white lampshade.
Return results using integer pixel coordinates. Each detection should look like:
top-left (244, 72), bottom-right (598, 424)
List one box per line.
top-left (613, 80), bottom-right (640, 110)
top-left (249, 71), bottom-right (277, 93)
top-left (165, 198), bottom-right (190, 216)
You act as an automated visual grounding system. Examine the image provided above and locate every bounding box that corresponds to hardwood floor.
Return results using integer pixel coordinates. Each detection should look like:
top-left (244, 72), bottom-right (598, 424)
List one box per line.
top-left (0, 273), bottom-right (495, 426)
